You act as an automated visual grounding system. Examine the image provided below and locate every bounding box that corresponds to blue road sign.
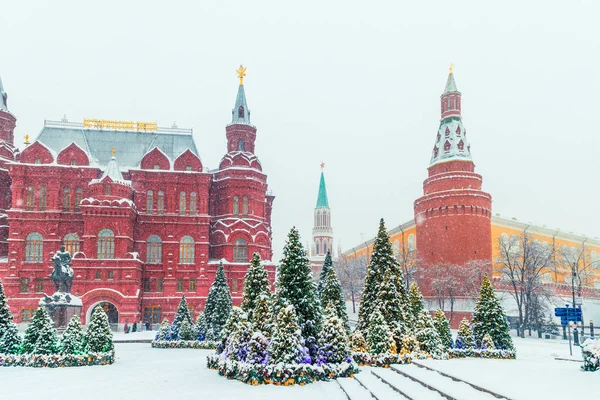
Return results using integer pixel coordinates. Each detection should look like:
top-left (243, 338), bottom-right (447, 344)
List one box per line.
top-left (555, 307), bottom-right (582, 323)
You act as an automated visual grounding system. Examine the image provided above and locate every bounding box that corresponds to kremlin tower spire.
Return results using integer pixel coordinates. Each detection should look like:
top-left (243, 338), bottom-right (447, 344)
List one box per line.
top-left (310, 162), bottom-right (334, 276)
top-left (225, 65), bottom-right (256, 154)
top-left (414, 65), bottom-right (492, 269)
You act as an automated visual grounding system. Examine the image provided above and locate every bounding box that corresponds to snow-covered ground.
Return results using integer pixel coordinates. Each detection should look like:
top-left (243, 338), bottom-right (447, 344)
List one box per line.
top-left (1, 335), bottom-right (598, 399)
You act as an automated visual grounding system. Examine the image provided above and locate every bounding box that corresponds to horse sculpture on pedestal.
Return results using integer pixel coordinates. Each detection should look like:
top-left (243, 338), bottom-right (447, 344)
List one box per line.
top-left (50, 246), bottom-right (74, 293)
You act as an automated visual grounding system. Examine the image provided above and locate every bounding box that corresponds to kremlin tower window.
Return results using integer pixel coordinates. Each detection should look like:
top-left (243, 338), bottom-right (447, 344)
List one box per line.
top-left (26, 186), bottom-right (34, 210)
top-left (238, 140), bottom-right (245, 151)
top-left (444, 140), bottom-right (451, 152)
top-left (97, 229), bottom-right (115, 259)
top-left (146, 235), bottom-right (162, 264)
top-left (233, 196), bottom-right (239, 216)
top-left (456, 125), bottom-right (461, 135)
top-left (437, 132), bottom-right (441, 142)
top-left (147, 190), bottom-right (154, 214)
top-left (179, 192), bottom-right (186, 215)
top-left (238, 105), bottom-right (245, 118)
top-left (63, 233), bottom-right (80, 254)
top-left (63, 188), bottom-right (71, 211)
top-left (157, 191), bottom-right (165, 215)
top-left (242, 196), bottom-right (248, 217)
top-left (433, 147), bottom-right (439, 157)
top-left (234, 238), bottom-right (247, 262)
top-left (25, 232), bottom-right (43, 262)
top-left (39, 187), bottom-right (47, 210)
top-left (190, 192), bottom-right (197, 215)
top-left (105, 185), bottom-right (111, 196)
top-left (179, 236), bottom-right (194, 264)
top-left (445, 127), bottom-right (450, 137)
top-left (458, 140), bottom-right (465, 151)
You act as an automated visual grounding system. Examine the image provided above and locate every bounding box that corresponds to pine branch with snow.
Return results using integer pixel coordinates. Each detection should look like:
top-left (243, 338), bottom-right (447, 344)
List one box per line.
top-left (241, 252), bottom-right (271, 322)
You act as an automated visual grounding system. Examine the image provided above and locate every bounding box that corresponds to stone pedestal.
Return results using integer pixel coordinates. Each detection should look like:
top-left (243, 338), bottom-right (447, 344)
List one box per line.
top-left (39, 292), bottom-right (83, 331)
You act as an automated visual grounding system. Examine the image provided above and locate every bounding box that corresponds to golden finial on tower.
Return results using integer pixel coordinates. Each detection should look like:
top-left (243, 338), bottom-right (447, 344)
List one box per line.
top-left (320, 161), bottom-right (325, 171)
top-left (236, 64), bottom-right (247, 85)
top-left (449, 62), bottom-right (455, 74)
top-left (111, 147), bottom-right (116, 156)
top-left (24, 134), bottom-right (30, 146)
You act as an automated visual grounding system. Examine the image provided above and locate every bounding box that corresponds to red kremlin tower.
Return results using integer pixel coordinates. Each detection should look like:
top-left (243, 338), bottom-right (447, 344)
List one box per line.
top-left (413, 67), bottom-right (492, 269)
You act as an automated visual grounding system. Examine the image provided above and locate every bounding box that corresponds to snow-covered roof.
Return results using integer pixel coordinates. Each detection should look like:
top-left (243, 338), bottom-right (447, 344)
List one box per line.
top-left (90, 156), bottom-right (131, 186)
top-left (429, 117), bottom-right (473, 166)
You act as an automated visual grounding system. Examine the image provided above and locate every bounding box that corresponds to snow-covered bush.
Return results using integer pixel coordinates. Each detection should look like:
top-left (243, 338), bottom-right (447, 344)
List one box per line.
top-left (581, 339), bottom-right (600, 372)
top-left (84, 306), bottom-right (114, 353)
top-left (59, 316), bottom-right (84, 355)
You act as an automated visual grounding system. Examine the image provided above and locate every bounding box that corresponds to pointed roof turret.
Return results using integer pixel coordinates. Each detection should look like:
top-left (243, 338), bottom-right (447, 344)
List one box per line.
top-left (91, 148), bottom-right (130, 186)
top-left (444, 71), bottom-right (458, 93)
top-left (0, 76), bottom-right (8, 111)
top-left (231, 65), bottom-right (251, 125)
top-left (316, 163), bottom-right (330, 208)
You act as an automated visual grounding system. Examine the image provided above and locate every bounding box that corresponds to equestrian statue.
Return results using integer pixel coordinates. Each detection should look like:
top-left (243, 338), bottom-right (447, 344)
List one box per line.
top-left (50, 246), bottom-right (74, 293)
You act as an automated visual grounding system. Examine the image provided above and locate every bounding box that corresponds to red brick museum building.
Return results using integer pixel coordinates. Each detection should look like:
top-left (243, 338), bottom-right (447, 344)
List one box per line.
top-left (0, 73), bottom-right (275, 327)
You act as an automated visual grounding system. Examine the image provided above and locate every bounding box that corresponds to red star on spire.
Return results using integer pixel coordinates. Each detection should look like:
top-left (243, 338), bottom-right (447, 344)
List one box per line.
top-left (320, 161), bottom-right (325, 170)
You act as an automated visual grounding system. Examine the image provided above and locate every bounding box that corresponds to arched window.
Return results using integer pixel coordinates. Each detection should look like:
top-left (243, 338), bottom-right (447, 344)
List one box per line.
top-left (63, 233), bottom-right (80, 255)
top-left (458, 140), bottom-right (464, 151)
top-left (190, 192), bottom-right (197, 215)
top-left (179, 236), bottom-right (195, 264)
top-left (179, 192), bottom-right (186, 215)
top-left (238, 140), bottom-right (245, 151)
top-left (408, 234), bottom-right (416, 252)
top-left (444, 140), bottom-right (451, 152)
top-left (63, 187), bottom-right (71, 211)
top-left (39, 187), bottom-right (47, 210)
top-left (456, 126), bottom-right (461, 136)
top-left (242, 196), bottom-right (248, 217)
top-left (234, 238), bottom-right (247, 262)
top-left (26, 186), bottom-right (34, 210)
top-left (146, 235), bottom-right (162, 264)
top-left (433, 146), bottom-right (439, 158)
top-left (146, 190), bottom-right (154, 215)
top-left (316, 241), bottom-right (320, 255)
top-left (97, 229), bottom-right (115, 259)
top-left (105, 184), bottom-right (111, 196)
top-left (445, 126), bottom-right (450, 137)
top-left (157, 191), bottom-right (165, 215)
top-left (238, 105), bottom-right (245, 118)
top-left (233, 196), bottom-right (239, 216)
top-left (75, 188), bottom-right (82, 211)
top-left (393, 240), bottom-right (400, 258)
top-left (25, 232), bottom-right (43, 263)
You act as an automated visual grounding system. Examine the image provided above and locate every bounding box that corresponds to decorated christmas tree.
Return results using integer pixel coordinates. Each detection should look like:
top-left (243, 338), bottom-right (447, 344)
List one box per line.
top-left (377, 269), bottom-right (403, 327)
top-left (349, 330), bottom-right (368, 353)
top-left (0, 322), bottom-right (21, 354)
top-left (34, 314), bottom-right (59, 355)
top-left (60, 315), bottom-right (84, 355)
top-left (179, 318), bottom-right (196, 341)
top-left (216, 307), bottom-right (246, 354)
top-left (367, 309), bottom-right (395, 355)
top-left (319, 303), bottom-right (351, 364)
top-left (317, 250), bottom-right (333, 296)
top-left (408, 282), bottom-right (425, 320)
top-left (241, 252), bottom-right (271, 321)
top-left (400, 333), bottom-right (420, 353)
top-left (274, 227), bottom-right (322, 341)
top-left (482, 333), bottom-right (496, 350)
top-left (204, 261), bottom-right (233, 338)
top-left (22, 307), bottom-right (51, 353)
top-left (224, 307), bottom-right (254, 362)
top-left (252, 294), bottom-right (273, 338)
top-left (471, 275), bottom-right (514, 350)
top-left (321, 264), bottom-right (349, 331)
top-left (85, 306), bottom-right (114, 353)
top-left (171, 294), bottom-right (193, 339)
top-left (246, 331), bottom-right (269, 365)
top-left (455, 317), bottom-right (475, 349)
top-left (195, 312), bottom-right (207, 340)
top-left (433, 310), bottom-right (453, 351)
top-left (267, 304), bottom-right (304, 364)
top-left (415, 310), bottom-right (442, 356)
top-left (0, 278), bottom-right (13, 334)
top-left (357, 219), bottom-right (403, 334)
top-left (157, 319), bottom-right (171, 341)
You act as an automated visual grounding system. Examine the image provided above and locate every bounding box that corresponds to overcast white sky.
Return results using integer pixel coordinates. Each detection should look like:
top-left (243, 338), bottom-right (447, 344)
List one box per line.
top-left (2, 1), bottom-right (599, 260)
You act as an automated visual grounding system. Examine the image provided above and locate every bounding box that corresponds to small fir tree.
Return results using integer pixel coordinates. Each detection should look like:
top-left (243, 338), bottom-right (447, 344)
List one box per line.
top-left (268, 304), bottom-right (304, 364)
top-left (171, 294), bottom-right (193, 339)
top-left (157, 319), bottom-right (171, 341)
top-left (377, 269), bottom-right (403, 326)
top-left (319, 303), bottom-right (351, 364)
top-left (216, 307), bottom-right (246, 354)
top-left (321, 265), bottom-right (349, 331)
top-left (482, 333), bottom-right (496, 350)
top-left (400, 334), bottom-right (421, 354)
top-left (85, 306), bottom-right (114, 353)
top-left (241, 252), bottom-right (271, 321)
top-left (357, 219), bottom-right (403, 334)
top-left (59, 315), bottom-right (84, 355)
top-left (33, 315), bottom-right (58, 355)
top-left (274, 227), bottom-right (322, 341)
top-left (349, 330), bottom-right (368, 353)
top-left (455, 318), bottom-right (475, 349)
top-left (367, 309), bottom-right (395, 355)
top-left (415, 310), bottom-right (442, 356)
top-left (317, 250), bottom-right (333, 296)
top-left (252, 294), bottom-right (274, 338)
top-left (179, 318), bottom-right (195, 341)
top-left (225, 307), bottom-right (254, 362)
top-left (408, 282), bottom-right (425, 320)
top-left (204, 261), bottom-right (233, 338)
top-left (0, 278), bottom-right (13, 334)
top-left (471, 275), bottom-right (514, 350)
top-left (246, 331), bottom-right (269, 365)
top-left (195, 312), bottom-right (207, 340)
top-left (433, 310), bottom-right (453, 351)
top-left (22, 307), bottom-right (50, 354)
top-left (0, 322), bottom-right (22, 354)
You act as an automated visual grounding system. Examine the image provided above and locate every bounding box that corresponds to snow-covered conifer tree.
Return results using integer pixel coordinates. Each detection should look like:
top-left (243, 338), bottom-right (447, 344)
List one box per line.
top-left (317, 250), bottom-right (333, 296)
top-left (400, 334), bottom-right (420, 353)
top-left (59, 315), bottom-right (84, 355)
top-left (0, 279), bottom-right (13, 335)
top-left (415, 310), bottom-right (442, 356)
top-left (455, 317), bottom-right (474, 349)
top-left (408, 282), bottom-right (425, 320)
top-left (85, 306), bottom-right (114, 353)
top-left (321, 264), bottom-right (349, 331)
top-left (225, 307), bottom-right (254, 362)
top-left (216, 307), bottom-right (245, 354)
top-left (471, 275), bottom-right (514, 350)
top-left (349, 331), bottom-right (368, 353)
top-left (267, 304), bottom-right (303, 364)
top-left (33, 314), bottom-right (58, 355)
top-left (252, 294), bottom-right (273, 338)
top-left (241, 252), bottom-right (271, 321)
top-left (274, 227), bottom-right (321, 341)
top-left (367, 309), bottom-right (395, 355)
top-left (204, 261), bottom-right (233, 338)
top-left (157, 319), bottom-right (171, 341)
top-left (171, 294), bottom-right (193, 339)
top-left (195, 312), bottom-right (207, 340)
top-left (319, 303), bottom-right (351, 364)
top-left (0, 322), bottom-right (21, 354)
top-left (482, 333), bottom-right (496, 350)
top-left (433, 310), bottom-right (452, 351)
top-left (246, 331), bottom-right (269, 365)
top-left (179, 319), bottom-right (195, 341)
top-left (22, 307), bottom-right (50, 353)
